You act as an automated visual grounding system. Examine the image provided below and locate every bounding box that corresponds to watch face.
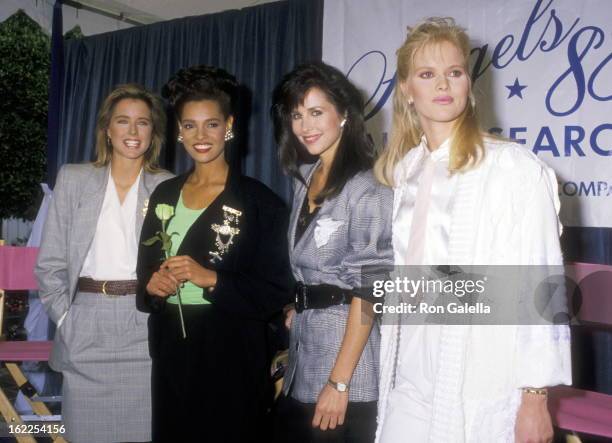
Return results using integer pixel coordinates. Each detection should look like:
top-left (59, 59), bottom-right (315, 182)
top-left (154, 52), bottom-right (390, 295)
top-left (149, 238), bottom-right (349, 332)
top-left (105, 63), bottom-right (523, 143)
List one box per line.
top-left (337, 382), bottom-right (347, 392)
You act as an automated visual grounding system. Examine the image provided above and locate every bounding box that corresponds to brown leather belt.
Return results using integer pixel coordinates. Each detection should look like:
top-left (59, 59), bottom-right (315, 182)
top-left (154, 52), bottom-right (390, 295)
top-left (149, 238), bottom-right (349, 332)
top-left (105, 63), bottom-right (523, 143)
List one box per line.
top-left (77, 277), bottom-right (138, 297)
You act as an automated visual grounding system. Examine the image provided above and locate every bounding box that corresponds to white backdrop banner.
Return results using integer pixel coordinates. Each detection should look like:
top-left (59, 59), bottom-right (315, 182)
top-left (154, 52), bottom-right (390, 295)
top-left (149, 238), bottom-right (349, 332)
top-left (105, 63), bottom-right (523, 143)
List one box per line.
top-left (323, 0), bottom-right (612, 227)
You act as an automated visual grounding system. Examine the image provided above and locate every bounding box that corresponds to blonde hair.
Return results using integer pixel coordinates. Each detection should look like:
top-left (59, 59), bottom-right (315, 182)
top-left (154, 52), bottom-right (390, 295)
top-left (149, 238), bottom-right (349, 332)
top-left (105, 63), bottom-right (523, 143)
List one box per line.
top-left (375, 17), bottom-right (483, 186)
top-left (93, 83), bottom-right (166, 172)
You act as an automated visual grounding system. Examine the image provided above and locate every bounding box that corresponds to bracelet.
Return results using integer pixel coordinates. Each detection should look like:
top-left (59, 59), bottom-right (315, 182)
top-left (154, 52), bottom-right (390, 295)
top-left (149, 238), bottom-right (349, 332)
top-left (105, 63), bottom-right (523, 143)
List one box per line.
top-left (522, 387), bottom-right (548, 396)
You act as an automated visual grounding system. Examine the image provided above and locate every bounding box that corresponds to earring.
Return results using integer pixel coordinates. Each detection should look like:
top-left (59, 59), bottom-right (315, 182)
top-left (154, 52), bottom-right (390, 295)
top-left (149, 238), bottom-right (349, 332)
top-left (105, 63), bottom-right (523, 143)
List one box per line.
top-left (177, 134), bottom-right (183, 142)
top-left (224, 128), bottom-right (234, 142)
top-left (340, 118), bottom-right (347, 128)
top-left (408, 98), bottom-right (414, 105)
top-left (107, 136), bottom-right (112, 146)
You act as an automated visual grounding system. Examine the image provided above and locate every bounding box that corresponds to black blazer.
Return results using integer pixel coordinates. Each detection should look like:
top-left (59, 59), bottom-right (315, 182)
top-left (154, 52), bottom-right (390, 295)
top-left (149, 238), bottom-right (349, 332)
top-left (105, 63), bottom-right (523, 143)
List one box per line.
top-left (136, 167), bottom-right (294, 349)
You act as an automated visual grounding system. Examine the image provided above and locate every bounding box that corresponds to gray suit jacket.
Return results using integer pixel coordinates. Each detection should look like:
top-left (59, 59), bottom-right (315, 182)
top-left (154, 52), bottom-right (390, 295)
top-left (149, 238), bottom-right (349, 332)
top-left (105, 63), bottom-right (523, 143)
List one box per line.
top-left (35, 163), bottom-right (173, 326)
top-left (284, 163), bottom-right (394, 403)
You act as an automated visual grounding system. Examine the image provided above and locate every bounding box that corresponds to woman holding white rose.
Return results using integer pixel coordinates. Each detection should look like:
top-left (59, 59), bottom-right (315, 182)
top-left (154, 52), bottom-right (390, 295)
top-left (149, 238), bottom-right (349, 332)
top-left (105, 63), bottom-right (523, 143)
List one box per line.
top-left (136, 65), bottom-right (293, 442)
top-left (35, 84), bottom-right (173, 442)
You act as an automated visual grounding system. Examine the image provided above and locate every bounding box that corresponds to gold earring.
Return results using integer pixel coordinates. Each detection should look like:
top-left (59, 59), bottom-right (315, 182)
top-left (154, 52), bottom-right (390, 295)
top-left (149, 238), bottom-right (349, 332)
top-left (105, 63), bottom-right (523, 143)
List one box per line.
top-left (224, 128), bottom-right (234, 142)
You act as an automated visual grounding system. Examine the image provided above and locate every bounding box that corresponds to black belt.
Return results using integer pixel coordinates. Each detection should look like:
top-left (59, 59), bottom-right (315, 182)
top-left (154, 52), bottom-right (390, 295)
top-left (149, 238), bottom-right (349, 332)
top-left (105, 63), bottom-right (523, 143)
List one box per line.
top-left (294, 282), bottom-right (353, 313)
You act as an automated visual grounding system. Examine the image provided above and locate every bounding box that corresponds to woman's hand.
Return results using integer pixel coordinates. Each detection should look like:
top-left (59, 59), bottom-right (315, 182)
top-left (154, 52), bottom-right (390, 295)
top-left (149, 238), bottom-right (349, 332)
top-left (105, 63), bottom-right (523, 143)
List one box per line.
top-left (284, 307), bottom-right (296, 330)
top-left (146, 267), bottom-right (179, 298)
top-left (162, 255), bottom-right (217, 289)
top-left (514, 391), bottom-right (553, 443)
top-left (308, 297), bottom-right (373, 432)
top-left (312, 383), bottom-right (349, 431)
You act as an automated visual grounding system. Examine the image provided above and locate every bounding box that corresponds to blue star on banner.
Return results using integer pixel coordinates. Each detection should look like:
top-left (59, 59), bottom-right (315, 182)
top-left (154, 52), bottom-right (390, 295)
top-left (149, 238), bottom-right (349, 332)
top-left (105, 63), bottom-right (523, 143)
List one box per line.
top-left (506, 78), bottom-right (527, 99)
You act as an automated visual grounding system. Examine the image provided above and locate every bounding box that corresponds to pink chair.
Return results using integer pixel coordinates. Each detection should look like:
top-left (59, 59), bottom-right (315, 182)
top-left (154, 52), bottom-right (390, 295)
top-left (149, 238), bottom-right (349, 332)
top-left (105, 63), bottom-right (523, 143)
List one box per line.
top-left (0, 244), bottom-right (65, 443)
top-left (548, 263), bottom-right (612, 441)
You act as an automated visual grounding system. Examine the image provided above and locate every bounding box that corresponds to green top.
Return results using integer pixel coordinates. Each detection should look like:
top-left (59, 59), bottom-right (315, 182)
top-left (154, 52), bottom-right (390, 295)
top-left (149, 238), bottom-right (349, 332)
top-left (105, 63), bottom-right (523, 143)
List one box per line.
top-left (166, 192), bottom-right (209, 305)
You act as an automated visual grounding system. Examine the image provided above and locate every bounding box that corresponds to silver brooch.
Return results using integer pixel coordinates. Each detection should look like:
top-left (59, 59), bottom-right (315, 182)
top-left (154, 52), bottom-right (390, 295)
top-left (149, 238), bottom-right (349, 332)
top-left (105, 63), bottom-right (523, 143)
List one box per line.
top-left (142, 198), bottom-right (149, 217)
top-left (209, 205), bottom-right (242, 263)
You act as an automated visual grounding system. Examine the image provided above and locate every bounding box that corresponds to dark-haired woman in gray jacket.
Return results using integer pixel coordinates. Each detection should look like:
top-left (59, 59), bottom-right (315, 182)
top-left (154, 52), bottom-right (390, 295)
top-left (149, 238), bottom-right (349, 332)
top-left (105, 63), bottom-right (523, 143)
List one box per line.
top-left (272, 62), bottom-right (393, 443)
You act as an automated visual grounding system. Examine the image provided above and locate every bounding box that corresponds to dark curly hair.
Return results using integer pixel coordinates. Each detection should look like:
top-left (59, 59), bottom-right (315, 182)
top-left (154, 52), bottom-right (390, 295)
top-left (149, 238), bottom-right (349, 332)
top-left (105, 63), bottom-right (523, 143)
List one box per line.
top-left (272, 61), bottom-right (373, 203)
top-left (162, 65), bottom-right (239, 119)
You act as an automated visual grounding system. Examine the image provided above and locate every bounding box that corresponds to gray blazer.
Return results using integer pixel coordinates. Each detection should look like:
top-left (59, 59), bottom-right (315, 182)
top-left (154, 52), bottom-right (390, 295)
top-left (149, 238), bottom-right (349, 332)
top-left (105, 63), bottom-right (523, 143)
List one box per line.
top-left (35, 163), bottom-right (173, 326)
top-left (284, 162), bottom-right (393, 403)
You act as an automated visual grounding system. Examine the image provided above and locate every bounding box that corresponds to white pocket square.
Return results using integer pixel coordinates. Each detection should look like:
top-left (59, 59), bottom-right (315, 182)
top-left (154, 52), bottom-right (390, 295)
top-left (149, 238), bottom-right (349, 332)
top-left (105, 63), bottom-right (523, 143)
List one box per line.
top-left (314, 217), bottom-right (344, 248)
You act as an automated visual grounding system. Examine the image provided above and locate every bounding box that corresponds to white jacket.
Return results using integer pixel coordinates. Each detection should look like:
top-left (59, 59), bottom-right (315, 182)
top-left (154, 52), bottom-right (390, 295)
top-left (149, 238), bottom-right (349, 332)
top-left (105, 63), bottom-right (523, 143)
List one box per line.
top-left (376, 138), bottom-right (572, 442)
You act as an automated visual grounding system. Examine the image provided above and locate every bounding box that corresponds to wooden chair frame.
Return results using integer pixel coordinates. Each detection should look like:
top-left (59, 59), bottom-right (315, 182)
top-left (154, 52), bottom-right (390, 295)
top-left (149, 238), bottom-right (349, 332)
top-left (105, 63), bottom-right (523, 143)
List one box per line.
top-left (0, 241), bottom-right (66, 442)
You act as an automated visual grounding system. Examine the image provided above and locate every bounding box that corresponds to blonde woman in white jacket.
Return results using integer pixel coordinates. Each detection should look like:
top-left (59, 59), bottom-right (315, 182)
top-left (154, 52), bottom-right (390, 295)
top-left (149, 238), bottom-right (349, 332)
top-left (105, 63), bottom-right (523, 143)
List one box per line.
top-left (374, 18), bottom-right (571, 443)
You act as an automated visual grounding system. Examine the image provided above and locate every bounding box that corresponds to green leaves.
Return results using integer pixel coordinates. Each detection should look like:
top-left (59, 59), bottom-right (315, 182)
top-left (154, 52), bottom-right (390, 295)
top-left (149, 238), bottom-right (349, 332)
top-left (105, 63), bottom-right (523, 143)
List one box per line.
top-left (160, 230), bottom-right (176, 253)
top-left (142, 210), bottom-right (178, 260)
top-left (141, 236), bottom-right (161, 247)
top-left (0, 10), bottom-right (49, 220)
top-left (0, 13), bottom-right (83, 220)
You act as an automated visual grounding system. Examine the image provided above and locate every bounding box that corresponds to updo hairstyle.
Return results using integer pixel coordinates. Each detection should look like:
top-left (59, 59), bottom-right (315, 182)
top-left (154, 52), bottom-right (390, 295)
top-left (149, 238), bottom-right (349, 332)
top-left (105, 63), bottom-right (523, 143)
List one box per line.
top-left (162, 65), bottom-right (239, 120)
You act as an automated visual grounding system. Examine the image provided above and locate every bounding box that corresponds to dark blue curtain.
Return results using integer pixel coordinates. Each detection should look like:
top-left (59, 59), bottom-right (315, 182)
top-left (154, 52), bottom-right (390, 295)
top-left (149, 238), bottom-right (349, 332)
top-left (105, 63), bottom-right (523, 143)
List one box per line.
top-left (54, 0), bottom-right (323, 202)
top-left (562, 228), bottom-right (612, 265)
top-left (47, 0), bottom-right (64, 187)
top-left (47, 0), bottom-right (611, 393)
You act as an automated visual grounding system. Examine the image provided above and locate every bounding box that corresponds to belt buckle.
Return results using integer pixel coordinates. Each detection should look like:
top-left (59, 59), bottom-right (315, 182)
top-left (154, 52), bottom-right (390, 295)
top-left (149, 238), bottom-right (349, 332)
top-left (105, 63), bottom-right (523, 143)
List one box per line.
top-left (295, 282), bottom-right (308, 313)
top-left (101, 281), bottom-right (117, 298)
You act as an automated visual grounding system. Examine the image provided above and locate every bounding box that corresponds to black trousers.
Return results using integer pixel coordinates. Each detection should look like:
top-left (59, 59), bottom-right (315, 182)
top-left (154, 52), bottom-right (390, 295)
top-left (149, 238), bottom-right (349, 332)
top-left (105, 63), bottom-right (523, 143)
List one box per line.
top-left (273, 394), bottom-right (377, 443)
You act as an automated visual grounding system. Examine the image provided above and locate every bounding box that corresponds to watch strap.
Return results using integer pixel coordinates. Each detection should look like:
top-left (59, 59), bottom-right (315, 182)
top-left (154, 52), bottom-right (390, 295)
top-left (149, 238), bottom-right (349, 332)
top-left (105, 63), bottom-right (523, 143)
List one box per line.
top-left (327, 378), bottom-right (349, 392)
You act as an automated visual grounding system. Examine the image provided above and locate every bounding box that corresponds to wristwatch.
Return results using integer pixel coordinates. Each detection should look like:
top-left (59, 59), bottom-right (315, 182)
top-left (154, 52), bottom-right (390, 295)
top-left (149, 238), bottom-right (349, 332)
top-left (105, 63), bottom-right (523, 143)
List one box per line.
top-left (327, 378), bottom-right (349, 392)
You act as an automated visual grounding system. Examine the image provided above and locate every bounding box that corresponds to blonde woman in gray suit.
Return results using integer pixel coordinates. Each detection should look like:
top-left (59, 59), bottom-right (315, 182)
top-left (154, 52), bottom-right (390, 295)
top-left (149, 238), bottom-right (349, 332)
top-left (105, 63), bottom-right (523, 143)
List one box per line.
top-left (35, 84), bottom-right (173, 443)
top-left (272, 62), bottom-right (393, 443)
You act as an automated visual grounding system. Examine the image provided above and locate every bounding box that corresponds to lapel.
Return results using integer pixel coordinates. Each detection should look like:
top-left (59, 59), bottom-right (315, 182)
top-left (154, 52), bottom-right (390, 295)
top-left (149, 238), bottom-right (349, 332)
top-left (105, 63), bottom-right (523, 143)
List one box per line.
top-left (395, 144), bottom-right (426, 186)
top-left (430, 143), bottom-right (486, 442)
top-left (393, 136), bottom-right (430, 187)
top-left (289, 160), bottom-right (321, 255)
top-left (392, 143), bottom-right (426, 225)
top-left (136, 170), bottom-right (156, 241)
top-left (157, 172), bottom-right (189, 220)
top-left (176, 189), bottom-right (225, 264)
top-left (71, 164), bottom-right (109, 269)
top-left (158, 166), bottom-right (244, 267)
top-left (447, 158), bottom-right (488, 265)
top-left (430, 161), bottom-right (488, 443)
